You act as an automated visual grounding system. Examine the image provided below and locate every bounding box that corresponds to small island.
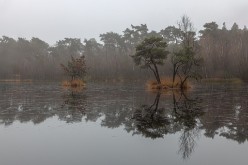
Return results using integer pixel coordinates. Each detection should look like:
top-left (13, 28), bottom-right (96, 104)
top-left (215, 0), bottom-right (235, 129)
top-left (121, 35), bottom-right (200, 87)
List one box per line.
top-left (131, 16), bottom-right (202, 91)
top-left (61, 55), bottom-right (87, 88)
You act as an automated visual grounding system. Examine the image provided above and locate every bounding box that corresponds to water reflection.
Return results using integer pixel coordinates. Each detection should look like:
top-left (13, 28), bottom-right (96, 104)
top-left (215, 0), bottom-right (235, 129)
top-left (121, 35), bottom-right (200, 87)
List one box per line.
top-left (131, 92), bottom-right (169, 139)
top-left (60, 89), bottom-right (87, 123)
top-left (0, 84), bottom-right (57, 125)
top-left (200, 85), bottom-right (248, 144)
top-left (128, 91), bottom-right (204, 159)
top-left (172, 92), bottom-right (203, 159)
top-left (0, 83), bottom-right (248, 159)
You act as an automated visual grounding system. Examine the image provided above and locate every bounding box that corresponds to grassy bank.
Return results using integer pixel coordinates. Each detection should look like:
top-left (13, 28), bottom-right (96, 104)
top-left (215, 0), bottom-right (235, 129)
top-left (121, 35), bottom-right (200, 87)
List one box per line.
top-left (0, 79), bottom-right (33, 83)
top-left (146, 78), bottom-right (191, 91)
top-left (202, 78), bottom-right (244, 84)
top-left (62, 79), bottom-right (86, 88)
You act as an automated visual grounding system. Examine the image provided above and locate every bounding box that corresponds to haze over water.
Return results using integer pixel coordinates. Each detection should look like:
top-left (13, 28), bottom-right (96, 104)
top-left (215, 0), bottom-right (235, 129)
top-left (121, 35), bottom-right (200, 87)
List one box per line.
top-left (1, 0), bottom-right (248, 164)
top-left (0, 83), bottom-right (247, 165)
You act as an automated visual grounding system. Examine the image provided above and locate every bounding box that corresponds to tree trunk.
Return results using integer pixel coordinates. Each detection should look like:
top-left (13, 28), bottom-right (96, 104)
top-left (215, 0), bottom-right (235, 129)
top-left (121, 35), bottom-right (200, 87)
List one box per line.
top-left (172, 63), bottom-right (176, 88)
top-left (153, 63), bottom-right (161, 84)
top-left (180, 76), bottom-right (189, 90)
top-left (150, 92), bottom-right (161, 119)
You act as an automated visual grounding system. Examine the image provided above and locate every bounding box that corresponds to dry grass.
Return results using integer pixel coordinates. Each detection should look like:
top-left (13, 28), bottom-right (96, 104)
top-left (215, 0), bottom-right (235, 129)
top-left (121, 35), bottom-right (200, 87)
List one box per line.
top-left (202, 78), bottom-right (244, 84)
top-left (146, 77), bottom-right (191, 91)
top-left (62, 79), bottom-right (86, 88)
top-left (0, 79), bottom-right (32, 83)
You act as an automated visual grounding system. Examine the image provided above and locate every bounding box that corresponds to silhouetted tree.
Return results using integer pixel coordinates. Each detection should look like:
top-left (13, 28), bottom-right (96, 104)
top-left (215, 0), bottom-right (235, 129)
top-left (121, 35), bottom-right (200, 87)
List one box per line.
top-left (174, 47), bottom-right (202, 89)
top-left (132, 37), bottom-right (169, 84)
top-left (171, 15), bottom-right (202, 89)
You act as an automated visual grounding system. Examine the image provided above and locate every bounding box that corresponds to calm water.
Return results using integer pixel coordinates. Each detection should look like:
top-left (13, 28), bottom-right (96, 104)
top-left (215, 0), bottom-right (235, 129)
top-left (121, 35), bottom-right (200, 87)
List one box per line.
top-left (0, 82), bottom-right (247, 165)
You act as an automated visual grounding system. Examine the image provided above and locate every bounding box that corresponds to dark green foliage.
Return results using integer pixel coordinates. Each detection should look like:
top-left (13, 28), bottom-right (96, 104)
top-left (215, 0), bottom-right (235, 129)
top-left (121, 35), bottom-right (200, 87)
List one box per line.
top-left (133, 37), bottom-right (168, 67)
top-left (200, 22), bottom-right (219, 33)
top-left (160, 26), bottom-right (182, 44)
top-left (132, 37), bottom-right (169, 84)
top-left (123, 24), bottom-right (149, 52)
top-left (170, 15), bottom-right (203, 89)
top-left (173, 47), bottom-right (203, 87)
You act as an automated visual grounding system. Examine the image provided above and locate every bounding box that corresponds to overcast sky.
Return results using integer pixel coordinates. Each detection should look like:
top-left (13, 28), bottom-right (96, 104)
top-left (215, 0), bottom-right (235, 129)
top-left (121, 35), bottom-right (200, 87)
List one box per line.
top-left (0, 0), bottom-right (247, 44)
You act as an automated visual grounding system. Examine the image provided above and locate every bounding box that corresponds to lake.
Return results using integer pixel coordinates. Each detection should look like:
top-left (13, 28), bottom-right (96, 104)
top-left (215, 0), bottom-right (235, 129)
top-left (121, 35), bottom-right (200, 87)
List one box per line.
top-left (0, 82), bottom-right (247, 165)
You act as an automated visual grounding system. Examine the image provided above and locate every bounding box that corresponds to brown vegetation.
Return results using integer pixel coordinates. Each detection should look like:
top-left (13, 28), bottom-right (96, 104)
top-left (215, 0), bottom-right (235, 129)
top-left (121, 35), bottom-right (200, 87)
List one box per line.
top-left (0, 79), bottom-right (32, 83)
top-left (202, 78), bottom-right (244, 84)
top-left (62, 79), bottom-right (86, 88)
top-left (146, 77), bottom-right (191, 91)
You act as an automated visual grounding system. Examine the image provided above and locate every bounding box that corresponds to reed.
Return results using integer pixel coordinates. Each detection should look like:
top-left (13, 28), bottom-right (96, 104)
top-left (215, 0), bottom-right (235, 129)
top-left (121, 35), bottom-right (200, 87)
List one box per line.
top-left (146, 77), bottom-right (191, 90)
top-left (202, 78), bottom-right (244, 84)
top-left (62, 79), bottom-right (86, 88)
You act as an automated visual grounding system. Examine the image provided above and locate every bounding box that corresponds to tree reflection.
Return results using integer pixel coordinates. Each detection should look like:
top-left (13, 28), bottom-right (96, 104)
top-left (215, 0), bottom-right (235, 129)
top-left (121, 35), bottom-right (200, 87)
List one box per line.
top-left (173, 92), bottom-right (203, 128)
top-left (200, 85), bottom-right (248, 144)
top-left (131, 92), bottom-right (170, 139)
top-left (59, 89), bottom-right (87, 123)
top-left (130, 90), bottom-right (204, 159)
top-left (172, 92), bottom-right (203, 159)
top-left (0, 84), bottom-right (248, 159)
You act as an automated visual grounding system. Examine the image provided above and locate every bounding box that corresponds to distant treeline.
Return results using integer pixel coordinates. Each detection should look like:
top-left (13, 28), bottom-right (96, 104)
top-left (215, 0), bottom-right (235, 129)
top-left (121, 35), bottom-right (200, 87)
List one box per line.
top-left (0, 21), bottom-right (248, 81)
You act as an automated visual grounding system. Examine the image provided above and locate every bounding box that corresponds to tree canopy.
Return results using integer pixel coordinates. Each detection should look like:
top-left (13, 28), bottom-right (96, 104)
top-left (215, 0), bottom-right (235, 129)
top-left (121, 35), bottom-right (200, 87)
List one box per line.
top-left (0, 17), bottom-right (247, 81)
top-left (132, 37), bottom-right (169, 84)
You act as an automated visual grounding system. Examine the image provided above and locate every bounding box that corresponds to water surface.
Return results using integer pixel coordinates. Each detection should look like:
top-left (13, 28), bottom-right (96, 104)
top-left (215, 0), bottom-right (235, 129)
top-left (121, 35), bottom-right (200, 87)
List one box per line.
top-left (0, 82), bottom-right (247, 165)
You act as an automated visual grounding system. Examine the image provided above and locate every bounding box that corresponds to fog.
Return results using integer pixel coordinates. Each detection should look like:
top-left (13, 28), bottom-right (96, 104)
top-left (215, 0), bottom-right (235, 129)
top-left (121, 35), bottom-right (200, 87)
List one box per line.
top-left (0, 0), bottom-right (248, 82)
top-left (0, 0), bottom-right (247, 44)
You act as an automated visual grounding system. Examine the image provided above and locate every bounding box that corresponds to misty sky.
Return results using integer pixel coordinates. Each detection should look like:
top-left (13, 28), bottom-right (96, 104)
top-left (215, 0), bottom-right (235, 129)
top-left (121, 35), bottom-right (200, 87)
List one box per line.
top-left (0, 0), bottom-right (247, 44)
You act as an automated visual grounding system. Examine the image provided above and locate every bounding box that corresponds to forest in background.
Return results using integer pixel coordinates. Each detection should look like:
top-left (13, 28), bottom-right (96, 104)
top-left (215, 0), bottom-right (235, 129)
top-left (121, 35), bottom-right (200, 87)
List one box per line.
top-left (0, 20), bottom-right (248, 81)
